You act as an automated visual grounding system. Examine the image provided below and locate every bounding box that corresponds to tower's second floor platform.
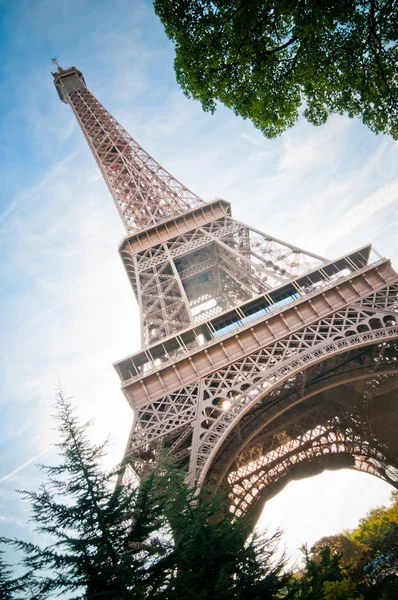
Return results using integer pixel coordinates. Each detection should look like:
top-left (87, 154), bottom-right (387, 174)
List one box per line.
top-left (114, 245), bottom-right (395, 408)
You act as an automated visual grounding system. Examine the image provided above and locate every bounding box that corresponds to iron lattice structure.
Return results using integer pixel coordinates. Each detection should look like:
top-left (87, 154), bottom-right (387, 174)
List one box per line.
top-left (54, 64), bottom-right (398, 522)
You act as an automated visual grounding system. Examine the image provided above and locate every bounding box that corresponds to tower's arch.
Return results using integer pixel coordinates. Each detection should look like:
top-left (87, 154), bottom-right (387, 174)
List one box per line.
top-left (203, 336), bottom-right (398, 522)
top-left (194, 304), bottom-right (398, 481)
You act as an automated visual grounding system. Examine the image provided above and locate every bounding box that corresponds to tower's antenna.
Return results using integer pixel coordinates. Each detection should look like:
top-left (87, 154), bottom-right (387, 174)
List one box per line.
top-left (51, 57), bottom-right (62, 71)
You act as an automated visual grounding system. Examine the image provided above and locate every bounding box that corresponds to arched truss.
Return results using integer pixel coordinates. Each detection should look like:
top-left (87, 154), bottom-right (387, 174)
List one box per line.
top-left (207, 343), bottom-right (398, 487)
top-left (223, 362), bottom-right (398, 522)
top-left (193, 306), bottom-right (398, 486)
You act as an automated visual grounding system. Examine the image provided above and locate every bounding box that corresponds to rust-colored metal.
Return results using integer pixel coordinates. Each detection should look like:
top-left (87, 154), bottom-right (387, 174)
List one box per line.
top-left (53, 64), bottom-right (398, 519)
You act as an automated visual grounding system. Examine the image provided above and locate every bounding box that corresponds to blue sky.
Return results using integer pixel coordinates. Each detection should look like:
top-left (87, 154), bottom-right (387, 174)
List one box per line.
top-left (0, 0), bottom-right (397, 567)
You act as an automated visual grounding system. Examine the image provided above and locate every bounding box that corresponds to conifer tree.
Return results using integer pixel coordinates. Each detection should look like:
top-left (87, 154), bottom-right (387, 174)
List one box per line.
top-left (0, 550), bottom-right (15, 600)
top-left (6, 390), bottom-right (171, 599)
top-left (297, 546), bottom-right (345, 600)
top-left (0, 549), bottom-right (30, 600)
top-left (150, 467), bottom-right (293, 600)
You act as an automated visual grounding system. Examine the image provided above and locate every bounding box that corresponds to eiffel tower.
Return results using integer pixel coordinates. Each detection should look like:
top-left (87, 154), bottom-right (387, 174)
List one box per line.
top-left (53, 63), bottom-right (398, 523)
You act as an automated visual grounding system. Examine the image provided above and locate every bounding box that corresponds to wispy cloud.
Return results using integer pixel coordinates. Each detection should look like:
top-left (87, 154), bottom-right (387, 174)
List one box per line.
top-left (334, 177), bottom-right (398, 240)
top-left (240, 131), bottom-right (260, 146)
top-left (277, 116), bottom-right (350, 175)
top-left (308, 176), bottom-right (398, 251)
top-left (0, 152), bottom-right (77, 230)
top-left (61, 118), bottom-right (75, 141)
top-left (373, 218), bottom-right (398, 240)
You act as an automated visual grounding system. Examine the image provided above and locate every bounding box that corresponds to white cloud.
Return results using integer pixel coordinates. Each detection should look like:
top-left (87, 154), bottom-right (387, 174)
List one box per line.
top-left (240, 131), bottom-right (261, 146)
top-left (334, 177), bottom-right (398, 239)
top-left (277, 116), bottom-right (350, 174)
top-left (304, 176), bottom-right (398, 254)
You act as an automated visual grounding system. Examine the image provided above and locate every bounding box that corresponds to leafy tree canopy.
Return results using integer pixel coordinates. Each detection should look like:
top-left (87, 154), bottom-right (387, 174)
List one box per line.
top-left (303, 491), bottom-right (398, 598)
top-left (297, 546), bottom-right (364, 600)
top-left (350, 495), bottom-right (398, 552)
top-left (154, 0), bottom-right (398, 138)
top-left (323, 578), bottom-right (364, 600)
top-left (311, 534), bottom-right (367, 570)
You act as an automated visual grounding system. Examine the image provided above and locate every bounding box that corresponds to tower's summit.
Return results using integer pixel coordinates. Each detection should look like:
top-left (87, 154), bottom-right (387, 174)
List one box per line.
top-left (52, 62), bottom-right (87, 104)
top-left (52, 62), bottom-right (203, 234)
top-left (53, 62), bottom-right (398, 518)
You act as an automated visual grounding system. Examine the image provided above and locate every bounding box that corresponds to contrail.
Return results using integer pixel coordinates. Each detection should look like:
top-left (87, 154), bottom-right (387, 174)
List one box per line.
top-left (0, 446), bottom-right (52, 484)
top-left (372, 217), bottom-right (398, 240)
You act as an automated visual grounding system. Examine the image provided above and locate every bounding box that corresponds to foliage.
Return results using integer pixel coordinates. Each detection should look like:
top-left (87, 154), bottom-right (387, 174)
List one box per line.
top-left (6, 388), bottom-right (397, 599)
top-left (0, 551), bottom-right (16, 600)
top-left (302, 491), bottom-right (398, 598)
top-left (297, 545), bottom-right (364, 600)
top-left (0, 550), bottom-right (31, 600)
top-left (347, 491), bottom-right (398, 592)
top-left (351, 507), bottom-right (395, 549)
top-left (154, 0), bottom-right (398, 139)
top-left (323, 578), bottom-right (364, 600)
top-left (297, 545), bottom-right (346, 599)
top-left (350, 494), bottom-right (398, 553)
top-left (152, 469), bottom-right (293, 599)
top-left (311, 534), bottom-right (367, 570)
top-left (5, 390), bottom-right (172, 599)
top-left (3, 391), bottom-right (294, 599)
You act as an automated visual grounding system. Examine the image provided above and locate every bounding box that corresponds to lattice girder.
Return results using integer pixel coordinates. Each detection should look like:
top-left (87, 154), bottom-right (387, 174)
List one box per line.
top-left (116, 259), bottom-right (397, 401)
top-left (208, 347), bottom-right (398, 485)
